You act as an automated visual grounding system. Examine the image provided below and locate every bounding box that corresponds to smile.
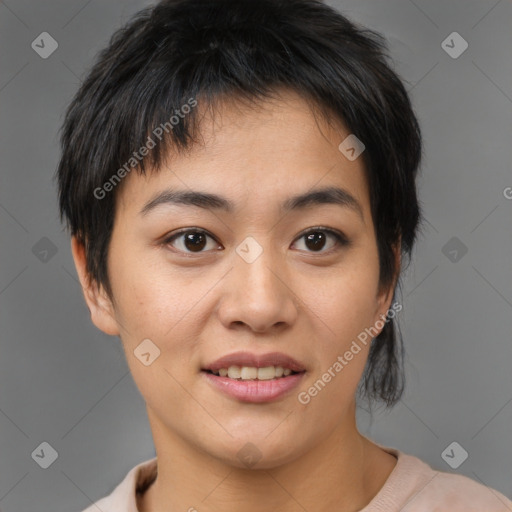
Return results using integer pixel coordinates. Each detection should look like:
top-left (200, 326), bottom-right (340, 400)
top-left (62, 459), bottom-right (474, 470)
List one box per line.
top-left (207, 365), bottom-right (298, 380)
top-left (201, 368), bottom-right (306, 403)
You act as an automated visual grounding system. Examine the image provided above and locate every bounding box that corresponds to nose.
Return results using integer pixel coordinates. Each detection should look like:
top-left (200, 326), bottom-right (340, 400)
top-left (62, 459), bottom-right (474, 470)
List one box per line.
top-left (216, 242), bottom-right (299, 334)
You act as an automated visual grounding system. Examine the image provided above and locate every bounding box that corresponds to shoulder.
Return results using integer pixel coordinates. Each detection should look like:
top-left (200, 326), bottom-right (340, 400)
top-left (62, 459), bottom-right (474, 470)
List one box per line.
top-left (364, 444), bottom-right (512, 512)
top-left (78, 457), bottom-right (158, 512)
top-left (410, 468), bottom-right (512, 512)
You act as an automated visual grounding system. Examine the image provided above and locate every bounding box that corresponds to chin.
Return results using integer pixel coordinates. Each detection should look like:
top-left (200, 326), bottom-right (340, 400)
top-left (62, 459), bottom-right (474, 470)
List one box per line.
top-left (206, 433), bottom-right (306, 470)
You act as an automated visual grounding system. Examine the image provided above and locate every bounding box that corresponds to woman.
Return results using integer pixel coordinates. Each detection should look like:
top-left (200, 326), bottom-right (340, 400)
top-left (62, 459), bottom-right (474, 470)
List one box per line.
top-left (56, 0), bottom-right (512, 510)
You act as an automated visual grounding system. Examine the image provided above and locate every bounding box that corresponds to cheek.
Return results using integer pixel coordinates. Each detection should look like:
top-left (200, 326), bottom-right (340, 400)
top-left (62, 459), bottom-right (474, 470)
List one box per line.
top-left (319, 258), bottom-right (380, 326)
top-left (109, 250), bottom-right (212, 370)
top-left (112, 265), bottom-right (201, 396)
top-left (303, 249), bottom-right (381, 364)
top-left (107, 247), bottom-right (179, 335)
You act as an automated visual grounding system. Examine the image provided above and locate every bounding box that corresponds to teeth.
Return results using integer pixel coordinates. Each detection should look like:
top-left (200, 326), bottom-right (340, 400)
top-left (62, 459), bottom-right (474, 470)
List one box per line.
top-left (211, 365), bottom-right (298, 380)
top-left (257, 366), bottom-right (276, 380)
top-left (240, 366), bottom-right (258, 379)
top-left (227, 366), bottom-right (241, 379)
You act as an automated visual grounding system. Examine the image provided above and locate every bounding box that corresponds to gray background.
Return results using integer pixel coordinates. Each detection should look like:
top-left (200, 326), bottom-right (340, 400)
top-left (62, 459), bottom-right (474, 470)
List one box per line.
top-left (1, 0), bottom-right (511, 511)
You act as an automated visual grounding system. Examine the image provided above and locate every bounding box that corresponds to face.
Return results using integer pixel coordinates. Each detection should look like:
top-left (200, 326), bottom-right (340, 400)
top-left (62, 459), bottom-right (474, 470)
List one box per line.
top-left (72, 90), bottom-right (397, 469)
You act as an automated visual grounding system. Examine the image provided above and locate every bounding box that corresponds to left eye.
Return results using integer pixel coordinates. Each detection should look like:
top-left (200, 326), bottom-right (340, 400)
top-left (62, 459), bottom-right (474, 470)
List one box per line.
top-left (292, 228), bottom-right (348, 253)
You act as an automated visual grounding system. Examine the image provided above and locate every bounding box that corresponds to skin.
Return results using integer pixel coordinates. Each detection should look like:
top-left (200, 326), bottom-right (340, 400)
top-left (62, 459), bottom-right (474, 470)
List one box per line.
top-left (71, 90), bottom-right (400, 512)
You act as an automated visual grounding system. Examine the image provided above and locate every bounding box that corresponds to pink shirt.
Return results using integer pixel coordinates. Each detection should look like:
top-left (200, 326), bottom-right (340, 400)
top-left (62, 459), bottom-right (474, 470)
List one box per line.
top-left (80, 445), bottom-right (512, 511)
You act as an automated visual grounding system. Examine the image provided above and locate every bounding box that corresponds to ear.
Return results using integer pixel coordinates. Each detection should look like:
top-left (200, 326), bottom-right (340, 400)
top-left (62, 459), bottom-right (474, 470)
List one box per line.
top-left (70, 236), bottom-right (120, 336)
top-left (373, 238), bottom-right (402, 327)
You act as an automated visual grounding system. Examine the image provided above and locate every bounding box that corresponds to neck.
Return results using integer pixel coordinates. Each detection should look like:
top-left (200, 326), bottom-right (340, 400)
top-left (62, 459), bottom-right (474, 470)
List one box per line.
top-left (138, 404), bottom-right (394, 512)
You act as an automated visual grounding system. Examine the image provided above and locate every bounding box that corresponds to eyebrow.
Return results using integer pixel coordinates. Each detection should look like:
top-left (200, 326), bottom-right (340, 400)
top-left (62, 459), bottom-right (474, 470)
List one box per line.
top-left (139, 186), bottom-right (364, 221)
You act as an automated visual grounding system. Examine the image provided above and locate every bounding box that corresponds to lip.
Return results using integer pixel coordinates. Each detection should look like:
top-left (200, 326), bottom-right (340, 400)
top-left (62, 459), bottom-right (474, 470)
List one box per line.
top-left (202, 351), bottom-right (306, 373)
top-left (201, 371), bottom-right (305, 403)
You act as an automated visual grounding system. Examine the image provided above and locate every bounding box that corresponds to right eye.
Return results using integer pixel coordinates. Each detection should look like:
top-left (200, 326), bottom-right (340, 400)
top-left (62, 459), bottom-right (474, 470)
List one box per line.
top-left (162, 228), bottom-right (222, 254)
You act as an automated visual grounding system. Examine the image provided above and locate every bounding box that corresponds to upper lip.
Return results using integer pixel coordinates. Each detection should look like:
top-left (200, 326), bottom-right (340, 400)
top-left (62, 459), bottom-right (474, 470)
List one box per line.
top-left (202, 351), bottom-right (306, 373)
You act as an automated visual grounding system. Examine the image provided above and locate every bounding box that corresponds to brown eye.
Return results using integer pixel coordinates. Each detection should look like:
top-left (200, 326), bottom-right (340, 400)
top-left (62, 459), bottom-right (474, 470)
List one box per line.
top-left (292, 228), bottom-right (349, 253)
top-left (304, 231), bottom-right (328, 251)
top-left (164, 229), bottom-right (220, 253)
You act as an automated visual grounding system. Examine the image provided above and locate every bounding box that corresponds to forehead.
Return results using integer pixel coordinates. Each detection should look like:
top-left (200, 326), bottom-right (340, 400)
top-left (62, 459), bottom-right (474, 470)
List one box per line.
top-left (115, 90), bottom-right (370, 220)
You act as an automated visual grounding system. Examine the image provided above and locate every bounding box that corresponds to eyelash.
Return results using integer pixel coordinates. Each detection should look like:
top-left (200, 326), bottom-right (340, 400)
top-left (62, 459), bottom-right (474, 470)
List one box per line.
top-left (162, 226), bottom-right (350, 255)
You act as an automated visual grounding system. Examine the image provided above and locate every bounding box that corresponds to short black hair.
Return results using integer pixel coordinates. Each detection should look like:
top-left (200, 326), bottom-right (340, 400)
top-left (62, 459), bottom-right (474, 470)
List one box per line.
top-left (56, 0), bottom-right (424, 409)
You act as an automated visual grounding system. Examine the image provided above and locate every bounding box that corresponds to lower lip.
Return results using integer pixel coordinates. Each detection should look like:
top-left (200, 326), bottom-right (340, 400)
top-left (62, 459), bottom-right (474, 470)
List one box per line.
top-left (201, 371), bottom-right (305, 403)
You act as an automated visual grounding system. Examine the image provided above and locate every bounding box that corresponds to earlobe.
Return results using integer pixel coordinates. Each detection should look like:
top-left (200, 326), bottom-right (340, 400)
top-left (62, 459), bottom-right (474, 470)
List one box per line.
top-left (70, 237), bottom-right (120, 336)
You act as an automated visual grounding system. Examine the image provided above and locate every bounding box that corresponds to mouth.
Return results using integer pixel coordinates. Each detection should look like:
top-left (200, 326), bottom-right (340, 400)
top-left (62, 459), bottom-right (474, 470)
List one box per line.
top-left (202, 365), bottom-right (304, 380)
top-left (201, 352), bottom-right (307, 402)
top-left (202, 350), bottom-right (306, 374)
